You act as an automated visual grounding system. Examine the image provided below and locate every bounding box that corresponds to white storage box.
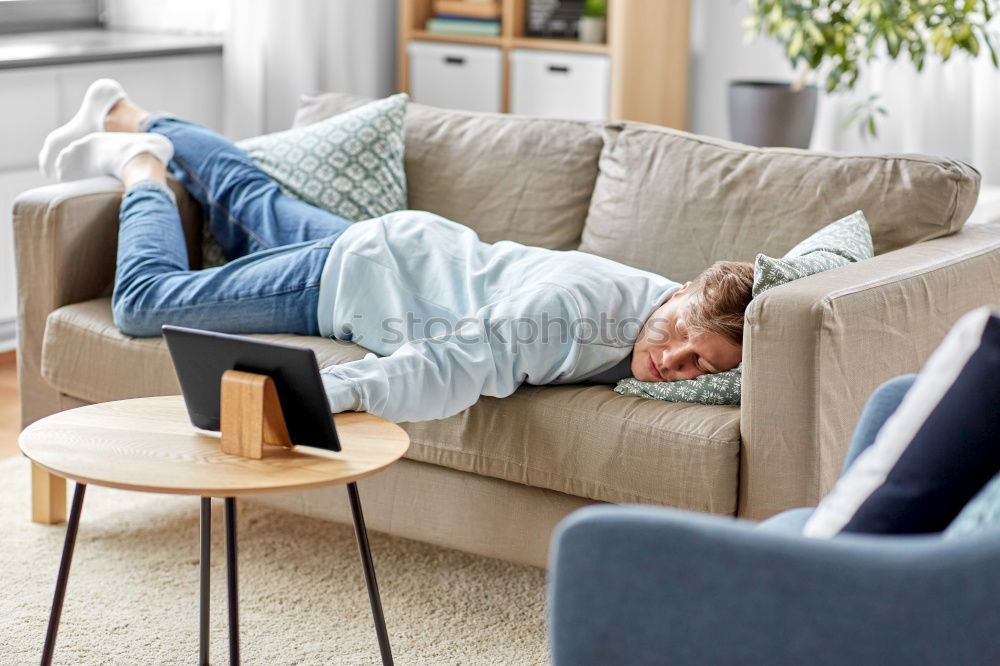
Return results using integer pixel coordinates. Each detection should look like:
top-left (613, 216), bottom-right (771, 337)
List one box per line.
top-left (408, 41), bottom-right (502, 113)
top-left (510, 49), bottom-right (610, 121)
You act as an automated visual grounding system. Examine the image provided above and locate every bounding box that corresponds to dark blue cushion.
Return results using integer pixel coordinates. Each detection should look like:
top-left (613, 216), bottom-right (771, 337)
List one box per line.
top-left (841, 312), bottom-right (1000, 534)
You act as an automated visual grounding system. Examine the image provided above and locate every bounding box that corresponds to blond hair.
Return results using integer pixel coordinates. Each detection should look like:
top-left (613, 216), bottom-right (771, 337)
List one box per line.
top-left (685, 261), bottom-right (755, 347)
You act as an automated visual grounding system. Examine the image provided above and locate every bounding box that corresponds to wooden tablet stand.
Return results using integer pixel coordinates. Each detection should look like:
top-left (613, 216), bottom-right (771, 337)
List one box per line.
top-left (219, 369), bottom-right (294, 459)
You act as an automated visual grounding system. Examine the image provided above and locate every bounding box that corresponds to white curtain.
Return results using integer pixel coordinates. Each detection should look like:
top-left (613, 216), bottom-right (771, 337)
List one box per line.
top-left (224, 0), bottom-right (397, 139)
top-left (811, 51), bottom-right (1000, 186)
top-left (102, 0), bottom-right (230, 34)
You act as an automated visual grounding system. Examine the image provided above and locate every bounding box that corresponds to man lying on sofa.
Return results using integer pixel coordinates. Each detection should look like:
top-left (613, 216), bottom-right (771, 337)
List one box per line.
top-left (39, 79), bottom-right (752, 423)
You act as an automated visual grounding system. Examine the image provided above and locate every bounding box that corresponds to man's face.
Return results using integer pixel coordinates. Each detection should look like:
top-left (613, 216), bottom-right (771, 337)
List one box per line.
top-left (630, 286), bottom-right (743, 382)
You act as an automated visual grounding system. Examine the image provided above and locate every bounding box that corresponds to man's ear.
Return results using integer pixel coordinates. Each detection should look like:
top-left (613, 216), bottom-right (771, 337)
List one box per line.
top-left (664, 281), bottom-right (692, 304)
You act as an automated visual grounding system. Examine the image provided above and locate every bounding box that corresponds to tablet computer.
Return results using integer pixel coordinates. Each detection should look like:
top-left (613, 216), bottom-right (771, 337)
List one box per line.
top-left (162, 325), bottom-right (341, 451)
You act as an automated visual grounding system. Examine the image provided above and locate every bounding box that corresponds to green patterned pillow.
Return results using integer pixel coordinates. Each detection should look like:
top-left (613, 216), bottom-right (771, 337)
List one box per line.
top-left (201, 93), bottom-right (408, 267)
top-left (615, 364), bottom-right (742, 405)
top-left (615, 211), bottom-right (874, 406)
top-left (752, 210), bottom-right (874, 297)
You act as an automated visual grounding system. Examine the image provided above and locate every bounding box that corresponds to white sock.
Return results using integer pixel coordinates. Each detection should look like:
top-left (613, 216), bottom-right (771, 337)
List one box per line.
top-left (54, 132), bottom-right (174, 182)
top-left (38, 78), bottom-right (127, 179)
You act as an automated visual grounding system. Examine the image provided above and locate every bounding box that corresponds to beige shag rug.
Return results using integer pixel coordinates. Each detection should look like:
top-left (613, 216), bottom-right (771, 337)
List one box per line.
top-left (0, 456), bottom-right (549, 665)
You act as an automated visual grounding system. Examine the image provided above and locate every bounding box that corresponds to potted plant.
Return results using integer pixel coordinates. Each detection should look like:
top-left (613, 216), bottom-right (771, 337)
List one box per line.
top-left (732, 0), bottom-right (998, 148)
top-left (579, 0), bottom-right (607, 44)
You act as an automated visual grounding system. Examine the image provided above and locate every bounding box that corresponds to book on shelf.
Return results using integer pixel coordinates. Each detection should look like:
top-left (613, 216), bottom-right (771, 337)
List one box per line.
top-left (435, 14), bottom-right (501, 23)
top-left (433, 0), bottom-right (501, 19)
top-left (426, 17), bottom-right (502, 36)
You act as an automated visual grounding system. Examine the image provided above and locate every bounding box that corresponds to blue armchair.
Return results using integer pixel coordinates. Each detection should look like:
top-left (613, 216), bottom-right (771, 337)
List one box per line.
top-left (548, 376), bottom-right (1000, 665)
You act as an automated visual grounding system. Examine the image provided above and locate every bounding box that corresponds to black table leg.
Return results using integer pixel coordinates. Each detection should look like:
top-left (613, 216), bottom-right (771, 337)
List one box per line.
top-left (42, 481), bottom-right (86, 666)
top-left (225, 497), bottom-right (240, 665)
top-left (347, 482), bottom-right (393, 666)
top-left (200, 497), bottom-right (211, 666)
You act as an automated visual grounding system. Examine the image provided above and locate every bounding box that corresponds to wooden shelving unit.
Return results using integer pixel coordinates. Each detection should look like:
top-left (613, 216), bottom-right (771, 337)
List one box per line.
top-left (409, 30), bottom-right (504, 47)
top-left (508, 36), bottom-right (609, 55)
top-left (398, 0), bottom-right (690, 129)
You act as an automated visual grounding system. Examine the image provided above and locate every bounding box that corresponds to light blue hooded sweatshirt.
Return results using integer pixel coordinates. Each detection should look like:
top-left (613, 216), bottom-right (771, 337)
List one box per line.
top-left (316, 211), bottom-right (679, 423)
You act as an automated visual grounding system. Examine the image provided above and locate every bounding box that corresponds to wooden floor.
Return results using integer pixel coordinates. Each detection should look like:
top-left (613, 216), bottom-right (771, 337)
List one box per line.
top-left (1, 351), bottom-right (22, 459)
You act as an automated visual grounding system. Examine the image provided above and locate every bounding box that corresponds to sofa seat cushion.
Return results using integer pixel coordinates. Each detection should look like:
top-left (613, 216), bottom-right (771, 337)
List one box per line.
top-left (41, 298), bottom-right (741, 512)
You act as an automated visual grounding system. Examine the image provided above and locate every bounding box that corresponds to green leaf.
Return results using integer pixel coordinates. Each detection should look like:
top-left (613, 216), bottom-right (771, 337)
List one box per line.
top-left (986, 31), bottom-right (1000, 67)
top-left (968, 33), bottom-right (981, 56)
top-left (744, 0), bottom-right (1000, 94)
top-left (886, 28), bottom-right (901, 56)
top-left (789, 29), bottom-right (804, 58)
top-left (804, 20), bottom-right (826, 44)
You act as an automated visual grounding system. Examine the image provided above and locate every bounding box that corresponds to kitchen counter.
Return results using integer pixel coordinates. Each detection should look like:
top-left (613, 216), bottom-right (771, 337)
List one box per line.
top-left (0, 29), bottom-right (222, 70)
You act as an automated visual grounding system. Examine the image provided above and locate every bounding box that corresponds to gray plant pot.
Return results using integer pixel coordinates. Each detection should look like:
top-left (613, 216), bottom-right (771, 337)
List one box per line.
top-left (728, 80), bottom-right (818, 149)
top-left (578, 16), bottom-right (606, 44)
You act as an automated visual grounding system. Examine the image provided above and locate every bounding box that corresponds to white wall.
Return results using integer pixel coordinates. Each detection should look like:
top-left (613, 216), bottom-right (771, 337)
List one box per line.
top-left (688, 0), bottom-right (794, 141)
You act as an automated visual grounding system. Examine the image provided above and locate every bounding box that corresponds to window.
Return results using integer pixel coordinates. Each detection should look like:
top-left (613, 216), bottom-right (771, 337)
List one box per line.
top-left (0, 0), bottom-right (100, 34)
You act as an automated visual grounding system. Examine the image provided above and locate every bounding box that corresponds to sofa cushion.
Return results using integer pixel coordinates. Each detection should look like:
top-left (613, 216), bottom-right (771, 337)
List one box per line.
top-left (294, 92), bottom-right (605, 251)
top-left (579, 124), bottom-right (981, 281)
top-left (614, 363), bottom-right (743, 406)
top-left (752, 210), bottom-right (874, 297)
top-left (240, 94), bottom-right (408, 223)
top-left (41, 298), bottom-right (741, 512)
top-left (40, 299), bottom-right (369, 400)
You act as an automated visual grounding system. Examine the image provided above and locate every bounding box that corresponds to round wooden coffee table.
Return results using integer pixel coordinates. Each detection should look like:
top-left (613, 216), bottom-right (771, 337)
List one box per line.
top-left (19, 395), bottom-right (409, 666)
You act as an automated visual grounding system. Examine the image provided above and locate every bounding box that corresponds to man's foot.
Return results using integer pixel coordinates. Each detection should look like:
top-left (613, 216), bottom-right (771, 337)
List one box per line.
top-left (38, 78), bottom-right (127, 179)
top-left (54, 132), bottom-right (173, 182)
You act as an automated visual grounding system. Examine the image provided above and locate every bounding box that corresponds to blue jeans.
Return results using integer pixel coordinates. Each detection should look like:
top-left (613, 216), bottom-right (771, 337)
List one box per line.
top-left (111, 115), bottom-right (353, 337)
top-left (841, 373), bottom-right (918, 473)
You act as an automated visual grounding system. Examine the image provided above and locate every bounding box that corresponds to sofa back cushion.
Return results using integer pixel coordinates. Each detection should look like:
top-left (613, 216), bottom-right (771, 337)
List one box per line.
top-left (295, 92), bottom-right (604, 250)
top-left (578, 124), bottom-right (981, 281)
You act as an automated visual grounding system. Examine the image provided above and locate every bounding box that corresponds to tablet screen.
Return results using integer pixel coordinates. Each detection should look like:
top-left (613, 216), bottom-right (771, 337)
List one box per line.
top-left (163, 325), bottom-right (341, 451)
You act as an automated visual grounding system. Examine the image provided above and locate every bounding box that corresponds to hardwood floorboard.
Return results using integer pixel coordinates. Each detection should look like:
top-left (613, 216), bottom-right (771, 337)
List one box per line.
top-left (0, 350), bottom-right (23, 460)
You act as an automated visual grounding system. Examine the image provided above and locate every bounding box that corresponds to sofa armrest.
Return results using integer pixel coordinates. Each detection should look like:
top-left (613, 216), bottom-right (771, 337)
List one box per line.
top-left (549, 505), bottom-right (1000, 666)
top-left (13, 177), bottom-right (201, 428)
top-left (739, 223), bottom-right (1000, 519)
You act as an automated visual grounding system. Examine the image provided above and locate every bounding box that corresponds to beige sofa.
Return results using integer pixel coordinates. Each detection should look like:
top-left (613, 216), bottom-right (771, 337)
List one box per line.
top-left (15, 93), bottom-right (1000, 567)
